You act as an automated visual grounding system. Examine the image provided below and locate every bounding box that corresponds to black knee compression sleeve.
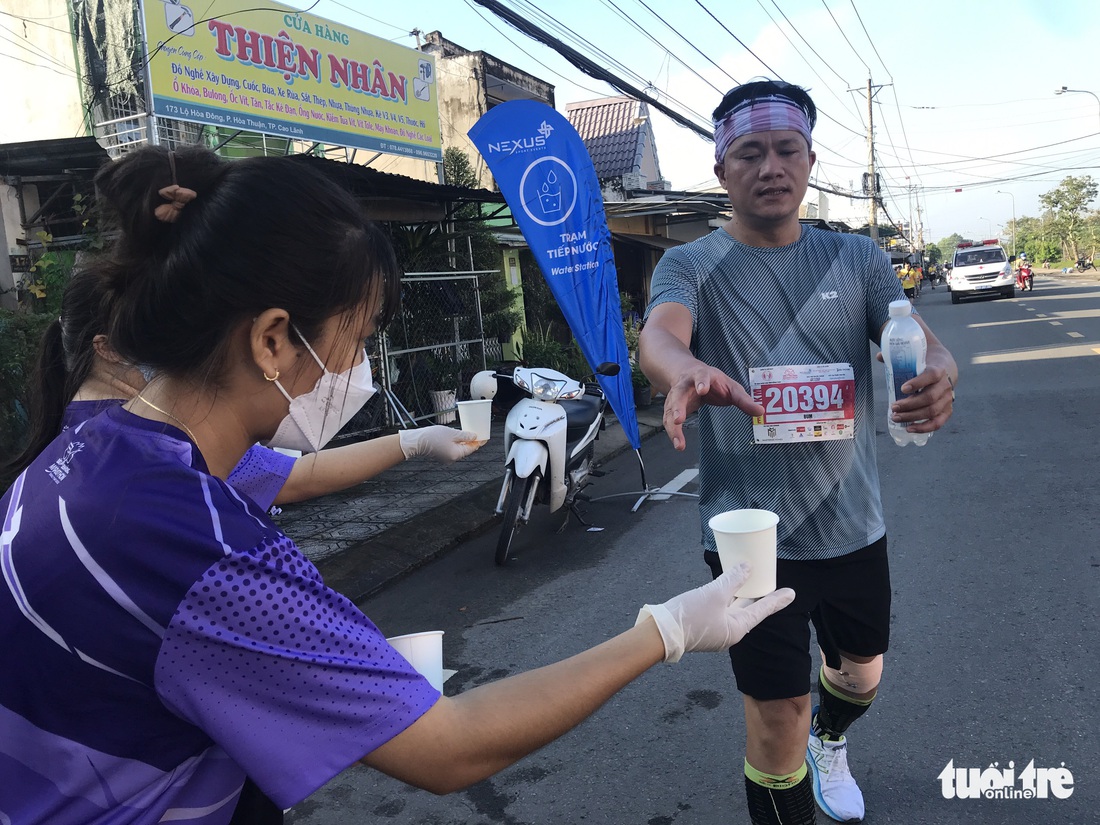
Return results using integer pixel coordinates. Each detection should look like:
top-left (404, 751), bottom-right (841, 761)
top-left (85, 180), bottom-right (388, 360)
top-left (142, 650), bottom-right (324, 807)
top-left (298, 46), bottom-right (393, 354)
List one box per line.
top-left (814, 665), bottom-right (875, 739)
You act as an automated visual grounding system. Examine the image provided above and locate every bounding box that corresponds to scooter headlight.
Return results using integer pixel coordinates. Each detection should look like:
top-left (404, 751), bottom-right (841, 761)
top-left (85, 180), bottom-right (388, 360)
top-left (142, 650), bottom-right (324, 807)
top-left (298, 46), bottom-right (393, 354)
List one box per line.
top-left (531, 373), bottom-right (567, 401)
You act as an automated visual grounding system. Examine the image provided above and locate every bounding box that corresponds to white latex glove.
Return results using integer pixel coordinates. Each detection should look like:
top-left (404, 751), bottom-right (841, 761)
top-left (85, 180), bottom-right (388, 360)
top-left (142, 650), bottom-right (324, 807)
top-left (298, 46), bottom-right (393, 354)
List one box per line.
top-left (635, 564), bottom-right (796, 663)
top-left (398, 426), bottom-right (481, 463)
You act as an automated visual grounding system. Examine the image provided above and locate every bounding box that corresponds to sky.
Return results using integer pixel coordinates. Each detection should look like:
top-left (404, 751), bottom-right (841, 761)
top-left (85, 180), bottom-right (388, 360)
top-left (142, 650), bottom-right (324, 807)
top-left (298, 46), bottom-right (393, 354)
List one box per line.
top-left (310, 0), bottom-right (1097, 245)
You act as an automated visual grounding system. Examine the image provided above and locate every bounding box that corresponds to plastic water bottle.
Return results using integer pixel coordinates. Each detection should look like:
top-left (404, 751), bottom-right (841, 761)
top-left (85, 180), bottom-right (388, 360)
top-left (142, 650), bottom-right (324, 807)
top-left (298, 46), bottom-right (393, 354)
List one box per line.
top-left (882, 299), bottom-right (930, 447)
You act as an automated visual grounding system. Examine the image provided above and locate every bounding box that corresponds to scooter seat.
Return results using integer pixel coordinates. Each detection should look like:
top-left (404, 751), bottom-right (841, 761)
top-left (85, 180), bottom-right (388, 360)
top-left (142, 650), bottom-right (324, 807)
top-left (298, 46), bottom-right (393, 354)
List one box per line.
top-left (560, 394), bottom-right (603, 439)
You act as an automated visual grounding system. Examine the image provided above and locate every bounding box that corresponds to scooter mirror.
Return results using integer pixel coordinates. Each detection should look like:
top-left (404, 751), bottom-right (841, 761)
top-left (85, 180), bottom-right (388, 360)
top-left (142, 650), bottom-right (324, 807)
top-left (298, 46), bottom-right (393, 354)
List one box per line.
top-left (595, 361), bottom-right (620, 377)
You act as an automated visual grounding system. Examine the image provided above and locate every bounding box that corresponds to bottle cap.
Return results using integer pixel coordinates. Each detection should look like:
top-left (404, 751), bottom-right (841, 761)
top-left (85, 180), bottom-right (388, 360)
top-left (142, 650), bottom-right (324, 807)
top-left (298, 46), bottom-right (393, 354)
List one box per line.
top-left (888, 299), bottom-right (911, 317)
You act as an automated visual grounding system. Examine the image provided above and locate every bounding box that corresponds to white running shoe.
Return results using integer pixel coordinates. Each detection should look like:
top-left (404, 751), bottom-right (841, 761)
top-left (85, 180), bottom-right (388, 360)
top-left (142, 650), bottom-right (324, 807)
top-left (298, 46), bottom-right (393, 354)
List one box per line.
top-left (807, 725), bottom-right (865, 822)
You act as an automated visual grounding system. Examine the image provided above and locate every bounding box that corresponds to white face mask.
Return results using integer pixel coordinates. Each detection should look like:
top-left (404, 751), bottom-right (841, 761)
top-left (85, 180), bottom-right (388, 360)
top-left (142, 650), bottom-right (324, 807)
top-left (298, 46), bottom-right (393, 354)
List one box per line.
top-left (263, 327), bottom-right (376, 453)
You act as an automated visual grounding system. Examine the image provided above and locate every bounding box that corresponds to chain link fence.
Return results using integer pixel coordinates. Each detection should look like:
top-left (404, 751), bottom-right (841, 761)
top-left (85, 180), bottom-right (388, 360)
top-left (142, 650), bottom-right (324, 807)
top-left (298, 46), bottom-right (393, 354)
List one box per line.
top-left (336, 271), bottom-right (495, 439)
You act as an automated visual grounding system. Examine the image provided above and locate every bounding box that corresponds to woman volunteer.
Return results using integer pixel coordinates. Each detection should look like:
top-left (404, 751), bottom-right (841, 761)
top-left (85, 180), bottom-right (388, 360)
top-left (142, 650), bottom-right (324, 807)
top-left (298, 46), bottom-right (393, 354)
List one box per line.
top-left (0, 144), bottom-right (793, 824)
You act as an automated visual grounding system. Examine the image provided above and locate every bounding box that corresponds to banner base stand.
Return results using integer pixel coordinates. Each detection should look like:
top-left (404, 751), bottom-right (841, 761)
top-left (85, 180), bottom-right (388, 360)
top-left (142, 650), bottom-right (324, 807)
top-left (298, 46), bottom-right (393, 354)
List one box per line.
top-left (583, 487), bottom-right (699, 512)
top-left (584, 450), bottom-right (698, 513)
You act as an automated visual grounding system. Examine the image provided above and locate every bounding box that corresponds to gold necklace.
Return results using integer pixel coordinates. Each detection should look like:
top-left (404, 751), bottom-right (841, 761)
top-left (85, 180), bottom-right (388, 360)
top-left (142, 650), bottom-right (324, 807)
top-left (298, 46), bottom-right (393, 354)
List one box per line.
top-left (132, 394), bottom-right (199, 443)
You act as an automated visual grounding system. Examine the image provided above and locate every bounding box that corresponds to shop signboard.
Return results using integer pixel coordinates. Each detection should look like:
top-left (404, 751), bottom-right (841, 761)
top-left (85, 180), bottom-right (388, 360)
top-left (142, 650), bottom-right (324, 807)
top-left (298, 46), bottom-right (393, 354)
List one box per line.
top-left (139, 0), bottom-right (441, 160)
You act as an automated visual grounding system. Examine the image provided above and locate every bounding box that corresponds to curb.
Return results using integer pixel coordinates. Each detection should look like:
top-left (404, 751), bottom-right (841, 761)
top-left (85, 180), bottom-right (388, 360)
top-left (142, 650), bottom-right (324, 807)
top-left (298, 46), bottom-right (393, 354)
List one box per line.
top-left (318, 407), bottom-right (666, 607)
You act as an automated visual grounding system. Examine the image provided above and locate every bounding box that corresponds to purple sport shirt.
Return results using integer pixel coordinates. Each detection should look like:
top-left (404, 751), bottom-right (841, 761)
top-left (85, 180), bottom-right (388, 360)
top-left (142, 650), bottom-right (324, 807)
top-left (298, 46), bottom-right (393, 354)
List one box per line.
top-left (63, 400), bottom-right (296, 511)
top-left (0, 406), bottom-right (438, 823)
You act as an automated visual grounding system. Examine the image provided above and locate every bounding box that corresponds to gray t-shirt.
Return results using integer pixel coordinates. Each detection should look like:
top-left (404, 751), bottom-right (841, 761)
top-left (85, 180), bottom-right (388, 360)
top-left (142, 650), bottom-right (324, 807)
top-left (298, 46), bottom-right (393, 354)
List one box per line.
top-left (646, 226), bottom-right (905, 560)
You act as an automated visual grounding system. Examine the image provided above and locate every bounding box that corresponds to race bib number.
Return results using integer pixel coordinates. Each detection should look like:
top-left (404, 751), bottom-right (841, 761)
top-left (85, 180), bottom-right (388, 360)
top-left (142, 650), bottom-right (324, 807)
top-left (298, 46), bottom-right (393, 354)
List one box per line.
top-left (749, 363), bottom-right (855, 444)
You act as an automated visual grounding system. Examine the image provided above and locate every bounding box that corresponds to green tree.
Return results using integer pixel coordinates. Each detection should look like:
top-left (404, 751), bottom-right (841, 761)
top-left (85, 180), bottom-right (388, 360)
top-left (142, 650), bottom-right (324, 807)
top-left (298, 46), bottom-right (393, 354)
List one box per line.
top-left (1083, 211), bottom-right (1100, 261)
top-left (936, 232), bottom-right (965, 251)
top-left (441, 147), bottom-right (522, 342)
top-left (1011, 215), bottom-right (1061, 265)
top-left (1039, 175), bottom-right (1098, 262)
top-left (0, 310), bottom-right (55, 470)
top-left (934, 233), bottom-right (965, 263)
top-left (384, 149), bottom-right (523, 397)
top-left (512, 249), bottom-right (587, 375)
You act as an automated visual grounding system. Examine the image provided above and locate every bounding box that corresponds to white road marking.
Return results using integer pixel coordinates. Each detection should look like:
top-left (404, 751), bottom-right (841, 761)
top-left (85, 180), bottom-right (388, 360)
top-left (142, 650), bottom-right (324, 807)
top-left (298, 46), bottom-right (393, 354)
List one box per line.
top-left (1068, 331), bottom-right (1084, 338)
top-left (651, 468), bottom-right (699, 501)
top-left (972, 343), bottom-right (1100, 364)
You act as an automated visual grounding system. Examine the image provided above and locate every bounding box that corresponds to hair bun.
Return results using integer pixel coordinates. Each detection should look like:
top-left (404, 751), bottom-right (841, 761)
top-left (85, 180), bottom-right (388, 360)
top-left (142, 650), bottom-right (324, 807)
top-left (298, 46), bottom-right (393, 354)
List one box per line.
top-left (94, 145), bottom-right (228, 294)
top-left (95, 145), bottom-right (226, 242)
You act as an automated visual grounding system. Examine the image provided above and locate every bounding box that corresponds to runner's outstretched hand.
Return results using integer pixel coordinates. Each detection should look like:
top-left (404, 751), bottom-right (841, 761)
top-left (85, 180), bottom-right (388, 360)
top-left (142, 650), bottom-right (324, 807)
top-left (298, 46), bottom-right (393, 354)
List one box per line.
top-left (662, 364), bottom-right (764, 451)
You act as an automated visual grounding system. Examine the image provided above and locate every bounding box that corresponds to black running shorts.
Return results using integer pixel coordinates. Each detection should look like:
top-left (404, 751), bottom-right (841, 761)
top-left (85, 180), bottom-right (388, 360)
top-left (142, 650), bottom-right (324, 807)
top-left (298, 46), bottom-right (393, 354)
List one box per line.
top-left (704, 535), bottom-right (891, 701)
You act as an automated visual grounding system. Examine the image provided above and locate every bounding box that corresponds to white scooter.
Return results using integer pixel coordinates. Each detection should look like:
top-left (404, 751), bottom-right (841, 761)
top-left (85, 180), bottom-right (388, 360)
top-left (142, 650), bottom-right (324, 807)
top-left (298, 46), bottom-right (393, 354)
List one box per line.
top-left (471, 362), bottom-right (619, 565)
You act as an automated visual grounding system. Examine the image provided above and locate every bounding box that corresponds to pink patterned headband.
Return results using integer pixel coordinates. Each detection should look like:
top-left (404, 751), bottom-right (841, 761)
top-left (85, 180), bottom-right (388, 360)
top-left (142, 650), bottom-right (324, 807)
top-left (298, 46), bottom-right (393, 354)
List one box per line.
top-left (713, 97), bottom-right (813, 163)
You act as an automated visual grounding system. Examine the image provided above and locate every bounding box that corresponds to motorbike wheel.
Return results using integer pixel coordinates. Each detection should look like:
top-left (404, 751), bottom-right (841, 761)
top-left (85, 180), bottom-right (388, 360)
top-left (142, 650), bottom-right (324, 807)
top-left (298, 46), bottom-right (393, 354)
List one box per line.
top-left (496, 471), bottom-right (539, 566)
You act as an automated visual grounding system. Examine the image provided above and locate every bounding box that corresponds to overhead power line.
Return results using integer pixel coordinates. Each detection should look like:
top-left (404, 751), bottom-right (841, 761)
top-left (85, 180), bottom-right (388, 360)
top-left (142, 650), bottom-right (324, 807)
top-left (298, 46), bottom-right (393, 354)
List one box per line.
top-left (462, 0), bottom-right (613, 99)
top-left (471, 0), bottom-right (874, 200)
top-left (693, 0), bottom-right (780, 77)
top-left (507, 0), bottom-right (713, 125)
top-left (764, 0), bottom-right (848, 86)
top-left (471, 0), bottom-right (710, 135)
top-left (848, 0), bottom-right (890, 80)
top-left (819, 0), bottom-right (868, 75)
top-left (753, 0), bottom-right (867, 129)
top-left (616, 0), bottom-right (729, 92)
top-left (692, 0), bottom-right (867, 143)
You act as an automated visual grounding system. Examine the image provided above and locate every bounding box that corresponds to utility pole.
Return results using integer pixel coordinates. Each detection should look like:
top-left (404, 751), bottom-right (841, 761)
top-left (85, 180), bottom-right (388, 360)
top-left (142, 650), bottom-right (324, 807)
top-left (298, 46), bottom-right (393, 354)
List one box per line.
top-left (906, 176), bottom-right (913, 259)
top-left (850, 79), bottom-right (891, 246)
top-left (867, 78), bottom-right (878, 245)
top-left (996, 190), bottom-right (1016, 257)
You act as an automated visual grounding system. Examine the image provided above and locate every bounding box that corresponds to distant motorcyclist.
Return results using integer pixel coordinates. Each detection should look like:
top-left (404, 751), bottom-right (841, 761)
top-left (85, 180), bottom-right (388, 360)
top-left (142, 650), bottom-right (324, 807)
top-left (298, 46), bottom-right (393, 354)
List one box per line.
top-left (1016, 253), bottom-right (1033, 292)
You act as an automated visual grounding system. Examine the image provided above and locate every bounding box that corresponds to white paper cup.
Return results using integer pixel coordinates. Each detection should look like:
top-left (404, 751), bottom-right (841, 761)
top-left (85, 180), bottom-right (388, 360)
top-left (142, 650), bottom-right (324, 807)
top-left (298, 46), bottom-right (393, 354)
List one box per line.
top-left (708, 509), bottom-right (780, 598)
top-left (386, 630), bottom-right (445, 692)
top-left (456, 399), bottom-right (493, 442)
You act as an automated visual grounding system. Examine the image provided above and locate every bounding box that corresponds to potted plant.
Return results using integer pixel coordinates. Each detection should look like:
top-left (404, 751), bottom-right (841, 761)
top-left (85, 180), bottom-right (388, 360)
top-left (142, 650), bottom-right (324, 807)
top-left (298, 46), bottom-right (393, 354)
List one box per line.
top-left (623, 317), bottom-right (642, 363)
top-left (427, 351), bottom-right (459, 423)
top-left (631, 360), bottom-right (651, 408)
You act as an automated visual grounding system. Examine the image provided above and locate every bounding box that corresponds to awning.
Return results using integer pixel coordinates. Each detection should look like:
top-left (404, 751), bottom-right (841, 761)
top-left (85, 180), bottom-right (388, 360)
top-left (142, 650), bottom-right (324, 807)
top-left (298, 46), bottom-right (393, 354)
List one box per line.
top-left (0, 136), bottom-right (109, 177)
top-left (611, 232), bottom-right (684, 251)
top-left (0, 137), bottom-right (504, 224)
top-left (798, 217), bottom-right (854, 233)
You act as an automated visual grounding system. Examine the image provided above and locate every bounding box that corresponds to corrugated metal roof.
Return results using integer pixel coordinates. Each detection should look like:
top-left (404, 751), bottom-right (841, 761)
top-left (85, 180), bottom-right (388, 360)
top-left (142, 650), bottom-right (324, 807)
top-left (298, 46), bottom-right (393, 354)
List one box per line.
top-left (611, 232), bottom-right (684, 250)
top-left (565, 96), bottom-right (648, 179)
top-left (286, 154), bottom-right (503, 205)
top-left (0, 136), bottom-right (109, 177)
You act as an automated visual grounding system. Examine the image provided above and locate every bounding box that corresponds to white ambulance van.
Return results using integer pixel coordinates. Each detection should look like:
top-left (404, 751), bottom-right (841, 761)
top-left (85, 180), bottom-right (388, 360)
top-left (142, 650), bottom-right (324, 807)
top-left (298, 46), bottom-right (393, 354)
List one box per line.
top-left (948, 239), bottom-right (1014, 303)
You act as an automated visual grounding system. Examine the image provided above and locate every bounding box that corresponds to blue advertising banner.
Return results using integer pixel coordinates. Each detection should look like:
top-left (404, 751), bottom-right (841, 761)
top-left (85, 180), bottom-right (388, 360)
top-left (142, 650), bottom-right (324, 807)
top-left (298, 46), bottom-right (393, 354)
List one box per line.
top-left (469, 100), bottom-right (640, 450)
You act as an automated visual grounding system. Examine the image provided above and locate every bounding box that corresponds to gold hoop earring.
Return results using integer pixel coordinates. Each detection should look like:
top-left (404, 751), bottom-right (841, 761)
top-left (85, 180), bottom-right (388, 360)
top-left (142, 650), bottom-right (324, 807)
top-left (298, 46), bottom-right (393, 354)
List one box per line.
top-left (264, 369), bottom-right (280, 382)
